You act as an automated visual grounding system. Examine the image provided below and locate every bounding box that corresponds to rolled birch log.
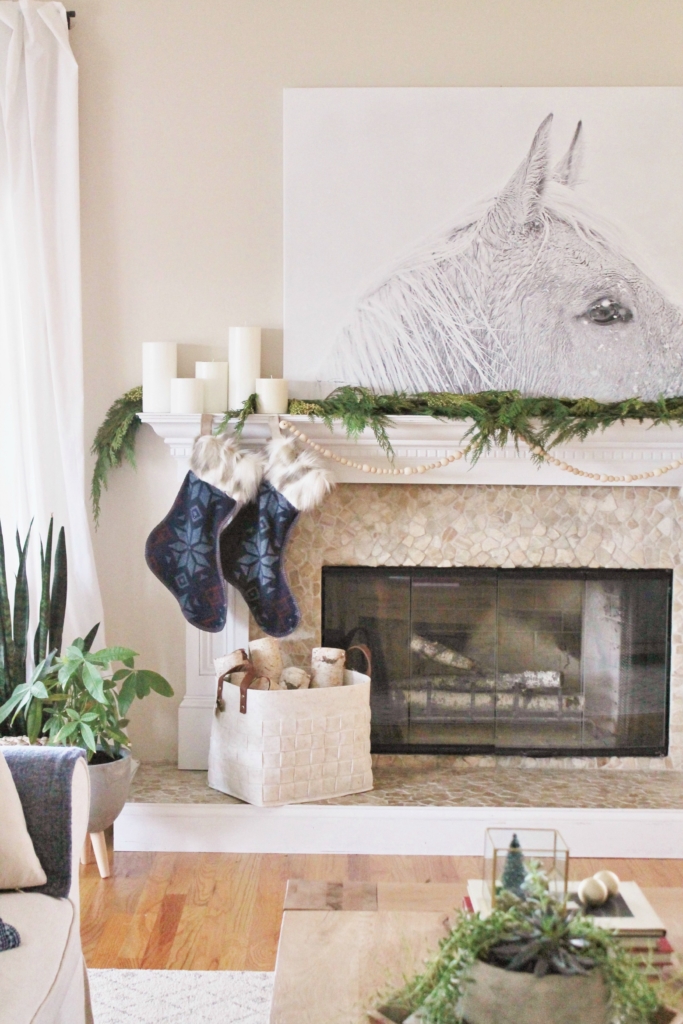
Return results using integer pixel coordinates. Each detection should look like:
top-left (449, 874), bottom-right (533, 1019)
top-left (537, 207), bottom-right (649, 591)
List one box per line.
top-left (280, 666), bottom-right (311, 690)
top-left (249, 637), bottom-right (283, 683)
top-left (214, 649), bottom-right (248, 678)
top-left (310, 647), bottom-right (346, 688)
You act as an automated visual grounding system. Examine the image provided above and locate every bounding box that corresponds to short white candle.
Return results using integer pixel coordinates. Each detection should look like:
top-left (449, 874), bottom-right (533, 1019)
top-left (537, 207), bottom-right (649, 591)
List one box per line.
top-left (170, 378), bottom-right (204, 414)
top-left (195, 361), bottom-right (228, 413)
top-left (228, 326), bottom-right (261, 409)
top-left (142, 342), bottom-right (177, 412)
top-left (255, 378), bottom-right (289, 415)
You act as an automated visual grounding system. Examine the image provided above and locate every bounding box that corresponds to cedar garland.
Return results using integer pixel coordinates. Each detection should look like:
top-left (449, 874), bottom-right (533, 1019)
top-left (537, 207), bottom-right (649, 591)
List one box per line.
top-left (90, 385), bottom-right (683, 521)
top-left (90, 386), bottom-right (143, 525)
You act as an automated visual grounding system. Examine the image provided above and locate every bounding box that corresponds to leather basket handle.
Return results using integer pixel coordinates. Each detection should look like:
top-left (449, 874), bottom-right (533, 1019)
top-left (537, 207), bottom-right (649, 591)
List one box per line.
top-left (345, 643), bottom-right (372, 678)
top-left (216, 652), bottom-right (271, 715)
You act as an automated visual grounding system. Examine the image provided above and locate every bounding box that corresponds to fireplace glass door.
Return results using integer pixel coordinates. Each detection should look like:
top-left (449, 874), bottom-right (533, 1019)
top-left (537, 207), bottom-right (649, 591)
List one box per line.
top-left (321, 567), bottom-right (671, 756)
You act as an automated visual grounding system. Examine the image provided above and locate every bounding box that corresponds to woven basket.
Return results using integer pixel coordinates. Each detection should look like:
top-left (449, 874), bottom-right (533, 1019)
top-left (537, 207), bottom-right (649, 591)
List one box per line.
top-left (207, 646), bottom-right (373, 806)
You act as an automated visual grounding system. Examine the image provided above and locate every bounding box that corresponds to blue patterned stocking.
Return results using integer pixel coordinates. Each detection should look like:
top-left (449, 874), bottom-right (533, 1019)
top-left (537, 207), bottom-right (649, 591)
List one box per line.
top-left (219, 481), bottom-right (301, 638)
top-left (145, 471), bottom-right (236, 632)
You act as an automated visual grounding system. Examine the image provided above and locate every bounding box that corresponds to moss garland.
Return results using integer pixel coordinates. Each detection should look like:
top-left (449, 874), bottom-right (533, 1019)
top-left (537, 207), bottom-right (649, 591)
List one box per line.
top-left (90, 385), bottom-right (683, 521)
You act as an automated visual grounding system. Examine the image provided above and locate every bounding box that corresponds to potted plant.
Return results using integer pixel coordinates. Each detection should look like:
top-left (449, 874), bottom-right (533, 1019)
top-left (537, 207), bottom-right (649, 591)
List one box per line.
top-left (0, 626), bottom-right (173, 834)
top-left (371, 866), bottom-right (664, 1024)
top-left (0, 516), bottom-right (172, 834)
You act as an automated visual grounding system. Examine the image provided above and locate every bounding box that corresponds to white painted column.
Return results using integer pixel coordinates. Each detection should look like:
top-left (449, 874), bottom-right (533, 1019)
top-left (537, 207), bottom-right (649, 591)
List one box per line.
top-left (178, 585), bottom-right (250, 769)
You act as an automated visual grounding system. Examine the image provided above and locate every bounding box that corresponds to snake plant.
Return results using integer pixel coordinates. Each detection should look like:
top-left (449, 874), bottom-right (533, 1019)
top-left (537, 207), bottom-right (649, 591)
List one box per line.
top-left (0, 517), bottom-right (68, 735)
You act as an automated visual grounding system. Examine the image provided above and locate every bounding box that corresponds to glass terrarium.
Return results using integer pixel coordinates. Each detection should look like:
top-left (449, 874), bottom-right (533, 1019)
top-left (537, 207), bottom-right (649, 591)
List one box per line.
top-left (482, 828), bottom-right (569, 911)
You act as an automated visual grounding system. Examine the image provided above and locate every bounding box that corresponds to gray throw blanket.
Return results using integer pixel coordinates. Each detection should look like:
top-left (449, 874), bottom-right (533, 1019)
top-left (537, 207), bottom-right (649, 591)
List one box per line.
top-left (3, 746), bottom-right (86, 899)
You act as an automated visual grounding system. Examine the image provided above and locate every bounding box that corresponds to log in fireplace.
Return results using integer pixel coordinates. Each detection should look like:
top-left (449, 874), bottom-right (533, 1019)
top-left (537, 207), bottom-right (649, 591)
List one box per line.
top-left (322, 567), bottom-right (672, 757)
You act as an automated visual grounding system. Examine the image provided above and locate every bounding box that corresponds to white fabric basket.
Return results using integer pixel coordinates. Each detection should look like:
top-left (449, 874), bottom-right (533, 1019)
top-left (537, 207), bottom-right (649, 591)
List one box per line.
top-left (208, 661), bottom-right (373, 807)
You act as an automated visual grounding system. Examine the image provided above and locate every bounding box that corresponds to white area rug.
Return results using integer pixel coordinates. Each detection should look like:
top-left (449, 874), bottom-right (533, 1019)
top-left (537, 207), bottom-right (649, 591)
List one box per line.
top-left (89, 969), bottom-right (274, 1024)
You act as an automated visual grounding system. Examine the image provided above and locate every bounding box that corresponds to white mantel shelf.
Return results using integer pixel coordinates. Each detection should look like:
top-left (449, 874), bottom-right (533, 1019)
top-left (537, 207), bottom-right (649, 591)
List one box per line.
top-left (139, 413), bottom-right (683, 488)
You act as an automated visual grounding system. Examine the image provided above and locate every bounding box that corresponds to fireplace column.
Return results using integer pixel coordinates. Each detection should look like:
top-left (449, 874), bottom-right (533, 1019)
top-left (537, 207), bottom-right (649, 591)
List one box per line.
top-left (134, 414), bottom-right (253, 769)
top-left (179, 585), bottom-right (250, 769)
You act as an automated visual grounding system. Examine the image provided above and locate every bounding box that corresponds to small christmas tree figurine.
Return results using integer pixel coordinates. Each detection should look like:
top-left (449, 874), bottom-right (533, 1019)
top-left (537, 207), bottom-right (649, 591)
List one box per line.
top-left (500, 833), bottom-right (526, 897)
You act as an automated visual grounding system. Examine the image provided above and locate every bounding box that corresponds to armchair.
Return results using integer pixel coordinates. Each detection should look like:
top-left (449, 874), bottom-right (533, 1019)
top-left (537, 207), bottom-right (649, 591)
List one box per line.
top-left (0, 746), bottom-right (93, 1024)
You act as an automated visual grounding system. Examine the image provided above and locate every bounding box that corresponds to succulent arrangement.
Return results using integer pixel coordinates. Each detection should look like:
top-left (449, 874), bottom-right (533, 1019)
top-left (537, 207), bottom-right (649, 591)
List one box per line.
top-left (386, 865), bottom-right (661, 1024)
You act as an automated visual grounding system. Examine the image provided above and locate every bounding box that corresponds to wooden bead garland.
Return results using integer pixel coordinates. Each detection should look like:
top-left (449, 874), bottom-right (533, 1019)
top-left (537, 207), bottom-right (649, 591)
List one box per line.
top-left (278, 420), bottom-right (463, 475)
top-left (278, 419), bottom-right (682, 482)
top-left (528, 444), bottom-right (683, 483)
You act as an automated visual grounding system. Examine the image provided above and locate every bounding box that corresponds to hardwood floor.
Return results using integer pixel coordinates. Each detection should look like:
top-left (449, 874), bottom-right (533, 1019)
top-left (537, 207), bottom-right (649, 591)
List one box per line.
top-left (80, 851), bottom-right (683, 971)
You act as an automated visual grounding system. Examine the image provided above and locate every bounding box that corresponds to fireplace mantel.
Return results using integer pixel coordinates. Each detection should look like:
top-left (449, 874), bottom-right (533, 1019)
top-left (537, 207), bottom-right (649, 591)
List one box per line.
top-left (140, 413), bottom-right (683, 488)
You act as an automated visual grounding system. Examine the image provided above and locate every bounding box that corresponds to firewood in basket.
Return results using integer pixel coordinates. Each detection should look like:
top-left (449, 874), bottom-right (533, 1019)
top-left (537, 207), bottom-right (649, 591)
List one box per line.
top-left (214, 649), bottom-right (249, 677)
top-left (280, 667), bottom-right (311, 690)
top-left (248, 637), bottom-right (283, 683)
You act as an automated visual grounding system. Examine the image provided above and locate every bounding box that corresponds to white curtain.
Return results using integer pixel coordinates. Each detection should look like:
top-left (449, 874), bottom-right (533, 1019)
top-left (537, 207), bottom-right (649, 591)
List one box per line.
top-left (0, 0), bottom-right (104, 648)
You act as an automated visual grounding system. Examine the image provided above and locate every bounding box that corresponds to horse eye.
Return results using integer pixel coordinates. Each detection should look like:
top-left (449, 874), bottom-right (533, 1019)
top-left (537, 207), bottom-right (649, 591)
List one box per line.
top-left (585, 298), bottom-right (633, 325)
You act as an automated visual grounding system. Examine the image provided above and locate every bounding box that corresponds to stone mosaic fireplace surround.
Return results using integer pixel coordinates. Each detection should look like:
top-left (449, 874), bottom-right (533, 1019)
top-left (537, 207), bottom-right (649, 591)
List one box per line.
top-left (250, 483), bottom-right (683, 771)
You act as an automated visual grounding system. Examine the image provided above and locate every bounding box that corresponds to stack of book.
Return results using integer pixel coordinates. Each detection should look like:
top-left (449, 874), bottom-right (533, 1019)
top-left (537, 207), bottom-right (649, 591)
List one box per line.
top-left (465, 880), bottom-right (675, 976)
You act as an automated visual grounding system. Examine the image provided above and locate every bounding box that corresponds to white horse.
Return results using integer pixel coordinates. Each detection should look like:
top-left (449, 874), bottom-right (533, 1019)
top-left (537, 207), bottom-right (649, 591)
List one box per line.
top-left (324, 114), bottom-right (683, 400)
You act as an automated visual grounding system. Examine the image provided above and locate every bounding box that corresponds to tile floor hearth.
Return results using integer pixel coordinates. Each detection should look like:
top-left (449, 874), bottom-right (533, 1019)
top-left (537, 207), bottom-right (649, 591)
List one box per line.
top-left (130, 760), bottom-right (683, 808)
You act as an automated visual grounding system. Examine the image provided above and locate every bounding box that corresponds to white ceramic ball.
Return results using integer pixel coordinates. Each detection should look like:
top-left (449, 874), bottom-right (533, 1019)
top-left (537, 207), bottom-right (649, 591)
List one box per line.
top-left (592, 870), bottom-right (619, 896)
top-left (578, 876), bottom-right (609, 907)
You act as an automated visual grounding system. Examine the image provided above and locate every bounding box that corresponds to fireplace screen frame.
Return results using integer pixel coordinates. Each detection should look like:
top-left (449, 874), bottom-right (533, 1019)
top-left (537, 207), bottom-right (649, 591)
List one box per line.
top-left (321, 566), bottom-right (673, 758)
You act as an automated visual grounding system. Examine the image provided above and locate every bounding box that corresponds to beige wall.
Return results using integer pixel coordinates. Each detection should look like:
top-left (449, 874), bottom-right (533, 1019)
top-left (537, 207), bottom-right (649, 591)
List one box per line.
top-left (74, 0), bottom-right (683, 762)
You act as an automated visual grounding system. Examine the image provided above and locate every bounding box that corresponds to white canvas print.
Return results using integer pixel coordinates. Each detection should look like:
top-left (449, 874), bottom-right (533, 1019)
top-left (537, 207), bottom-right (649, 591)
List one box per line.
top-left (283, 87), bottom-right (683, 399)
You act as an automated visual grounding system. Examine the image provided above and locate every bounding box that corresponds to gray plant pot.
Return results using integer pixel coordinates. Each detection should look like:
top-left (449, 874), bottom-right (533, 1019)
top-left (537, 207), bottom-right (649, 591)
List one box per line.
top-left (87, 748), bottom-right (138, 834)
top-left (459, 960), bottom-right (610, 1024)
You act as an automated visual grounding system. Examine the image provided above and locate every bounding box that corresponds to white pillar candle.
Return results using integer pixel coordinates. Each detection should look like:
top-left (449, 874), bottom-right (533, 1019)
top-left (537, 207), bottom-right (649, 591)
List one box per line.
top-left (228, 326), bottom-right (261, 409)
top-left (255, 378), bottom-right (289, 415)
top-left (170, 378), bottom-right (204, 414)
top-left (142, 342), bottom-right (177, 412)
top-left (195, 361), bottom-right (228, 413)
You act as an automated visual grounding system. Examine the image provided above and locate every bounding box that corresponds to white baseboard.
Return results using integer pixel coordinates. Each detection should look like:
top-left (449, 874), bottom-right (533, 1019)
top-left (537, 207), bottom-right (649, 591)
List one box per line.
top-left (114, 803), bottom-right (683, 858)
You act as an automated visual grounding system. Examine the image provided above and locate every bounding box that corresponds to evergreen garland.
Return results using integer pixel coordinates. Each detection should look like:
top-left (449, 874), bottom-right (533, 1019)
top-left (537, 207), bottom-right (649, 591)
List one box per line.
top-left (289, 386), bottom-right (683, 463)
top-left (90, 385), bottom-right (683, 520)
top-left (90, 386), bottom-right (143, 525)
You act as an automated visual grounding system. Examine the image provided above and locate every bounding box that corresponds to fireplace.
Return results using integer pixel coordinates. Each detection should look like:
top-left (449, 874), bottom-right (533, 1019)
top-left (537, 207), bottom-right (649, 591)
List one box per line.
top-left (322, 567), bottom-right (672, 757)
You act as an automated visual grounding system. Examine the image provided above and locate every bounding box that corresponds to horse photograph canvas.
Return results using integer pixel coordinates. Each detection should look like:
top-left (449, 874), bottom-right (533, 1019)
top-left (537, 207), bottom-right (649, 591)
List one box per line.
top-left (283, 87), bottom-right (683, 400)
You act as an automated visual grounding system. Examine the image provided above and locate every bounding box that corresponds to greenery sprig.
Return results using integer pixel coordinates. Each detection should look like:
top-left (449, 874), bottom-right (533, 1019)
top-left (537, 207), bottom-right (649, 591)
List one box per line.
top-left (91, 385), bottom-right (683, 521)
top-left (215, 392), bottom-right (258, 437)
top-left (90, 386), bottom-right (143, 525)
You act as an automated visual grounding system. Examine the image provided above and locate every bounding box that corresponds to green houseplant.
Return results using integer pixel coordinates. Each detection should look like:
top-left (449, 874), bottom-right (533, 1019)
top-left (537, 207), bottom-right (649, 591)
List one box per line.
top-left (0, 517), bottom-right (67, 735)
top-left (373, 867), bottom-right (662, 1024)
top-left (0, 626), bottom-right (173, 761)
top-left (0, 626), bottom-right (173, 841)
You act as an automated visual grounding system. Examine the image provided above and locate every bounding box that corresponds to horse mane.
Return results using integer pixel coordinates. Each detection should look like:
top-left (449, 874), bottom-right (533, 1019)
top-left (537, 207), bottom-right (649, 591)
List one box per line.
top-left (325, 182), bottom-right (651, 393)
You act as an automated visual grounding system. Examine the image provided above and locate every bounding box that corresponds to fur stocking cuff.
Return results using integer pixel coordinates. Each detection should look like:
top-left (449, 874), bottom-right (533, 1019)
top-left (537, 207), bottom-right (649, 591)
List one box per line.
top-left (190, 434), bottom-right (264, 504)
top-left (264, 436), bottom-right (335, 511)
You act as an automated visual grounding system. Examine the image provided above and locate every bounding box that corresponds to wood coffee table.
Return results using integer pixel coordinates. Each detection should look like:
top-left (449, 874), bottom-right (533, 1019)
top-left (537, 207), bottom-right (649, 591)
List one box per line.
top-left (269, 880), bottom-right (683, 1024)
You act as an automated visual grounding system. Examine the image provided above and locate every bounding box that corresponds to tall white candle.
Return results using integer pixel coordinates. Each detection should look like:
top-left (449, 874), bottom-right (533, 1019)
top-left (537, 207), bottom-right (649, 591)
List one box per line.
top-left (255, 378), bottom-right (289, 415)
top-left (142, 342), bottom-right (177, 412)
top-left (228, 326), bottom-right (261, 409)
top-left (170, 378), bottom-right (204, 414)
top-left (195, 361), bottom-right (228, 413)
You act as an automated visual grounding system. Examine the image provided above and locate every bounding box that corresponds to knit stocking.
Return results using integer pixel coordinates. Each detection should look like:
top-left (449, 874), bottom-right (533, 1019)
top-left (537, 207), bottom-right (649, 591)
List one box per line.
top-left (145, 434), bottom-right (263, 632)
top-left (219, 437), bottom-right (334, 638)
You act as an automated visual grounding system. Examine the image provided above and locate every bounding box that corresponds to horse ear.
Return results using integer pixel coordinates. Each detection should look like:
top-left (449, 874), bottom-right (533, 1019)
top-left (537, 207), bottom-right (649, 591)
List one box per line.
top-left (487, 114), bottom-right (553, 230)
top-left (553, 121), bottom-right (583, 188)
